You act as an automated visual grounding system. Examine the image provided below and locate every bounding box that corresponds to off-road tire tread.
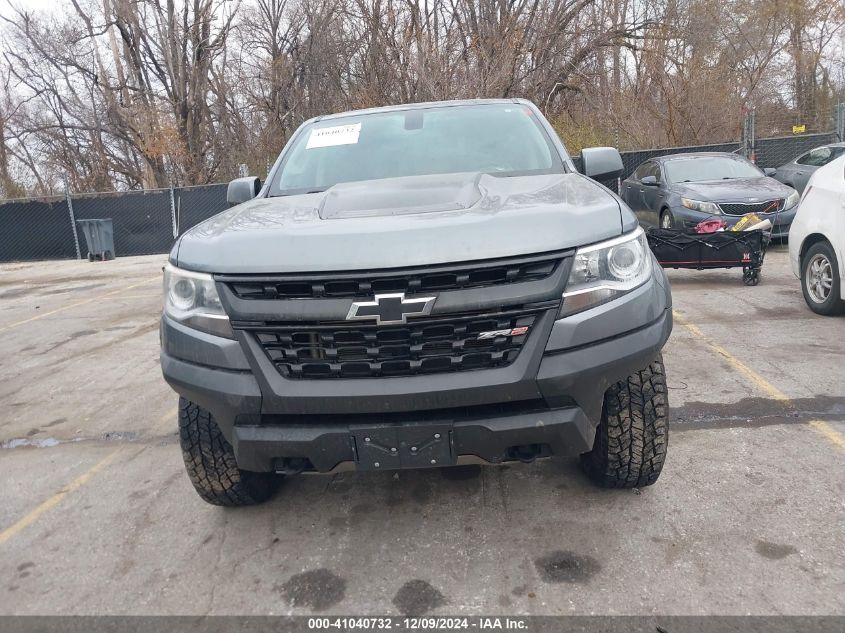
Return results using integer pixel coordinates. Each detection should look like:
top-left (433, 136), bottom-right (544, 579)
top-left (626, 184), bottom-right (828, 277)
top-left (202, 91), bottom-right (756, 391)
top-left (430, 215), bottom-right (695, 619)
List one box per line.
top-left (178, 398), bottom-right (280, 506)
top-left (581, 356), bottom-right (668, 488)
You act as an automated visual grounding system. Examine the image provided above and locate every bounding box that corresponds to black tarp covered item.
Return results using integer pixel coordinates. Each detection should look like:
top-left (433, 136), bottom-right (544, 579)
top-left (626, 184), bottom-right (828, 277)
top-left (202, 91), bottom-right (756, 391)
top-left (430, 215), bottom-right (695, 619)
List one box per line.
top-left (76, 218), bottom-right (115, 261)
top-left (73, 190), bottom-right (172, 257)
top-left (646, 228), bottom-right (766, 286)
top-left (174, 184), bottom-right (229, 235)
top-left (0, 197), bottom-right (78, 261)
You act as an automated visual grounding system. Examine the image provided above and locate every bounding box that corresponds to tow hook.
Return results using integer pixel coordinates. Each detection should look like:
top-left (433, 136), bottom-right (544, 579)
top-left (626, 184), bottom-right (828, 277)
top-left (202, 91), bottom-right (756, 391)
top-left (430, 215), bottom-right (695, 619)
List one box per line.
top-left (276, 457), bottom-right (309, 475)
top-left (508, 444), bottom-right (543, 463)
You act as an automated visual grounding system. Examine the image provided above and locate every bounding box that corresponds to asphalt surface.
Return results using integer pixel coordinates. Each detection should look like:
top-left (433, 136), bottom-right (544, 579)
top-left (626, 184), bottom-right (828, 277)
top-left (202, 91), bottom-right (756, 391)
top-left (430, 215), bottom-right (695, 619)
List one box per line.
top-left (0, 247), bottom-right (843, 616)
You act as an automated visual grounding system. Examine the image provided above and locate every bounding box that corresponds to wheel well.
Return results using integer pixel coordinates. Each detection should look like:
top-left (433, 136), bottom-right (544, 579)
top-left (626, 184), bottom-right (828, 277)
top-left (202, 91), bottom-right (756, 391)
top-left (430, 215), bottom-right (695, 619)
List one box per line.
top-left (800, 233), bottom-right (830, 260)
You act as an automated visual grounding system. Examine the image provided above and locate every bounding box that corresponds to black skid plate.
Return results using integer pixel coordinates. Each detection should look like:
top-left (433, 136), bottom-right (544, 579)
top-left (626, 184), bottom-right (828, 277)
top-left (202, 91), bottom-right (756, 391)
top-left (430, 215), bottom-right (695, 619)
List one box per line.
top-left (351, 423), bottom-right (455, 471)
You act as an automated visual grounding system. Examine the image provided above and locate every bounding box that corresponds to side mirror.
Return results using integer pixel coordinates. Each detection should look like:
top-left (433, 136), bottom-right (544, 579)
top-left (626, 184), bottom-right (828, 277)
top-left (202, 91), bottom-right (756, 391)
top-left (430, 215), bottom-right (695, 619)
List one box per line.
top-left (641, 175), bottom-right (659, 186)
top-left (581, 147), bottom-right (624, 181)
top-left (763, 168), bottom-right (777, 177)
top-left (227, 176), bottom-right (261, 205)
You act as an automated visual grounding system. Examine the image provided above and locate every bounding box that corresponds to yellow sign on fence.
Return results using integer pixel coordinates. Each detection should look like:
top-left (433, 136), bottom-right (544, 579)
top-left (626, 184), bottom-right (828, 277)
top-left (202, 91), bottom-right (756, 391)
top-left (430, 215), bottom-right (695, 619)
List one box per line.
top-left (792, 124), bottom-right (806, 134)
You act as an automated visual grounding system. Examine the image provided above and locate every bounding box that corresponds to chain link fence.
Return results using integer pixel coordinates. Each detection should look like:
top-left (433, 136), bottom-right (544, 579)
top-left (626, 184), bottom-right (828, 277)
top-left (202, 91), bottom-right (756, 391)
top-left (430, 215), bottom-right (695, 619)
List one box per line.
top-left (572, 101), bottom-right (845, 182)
top-left (572, 142), bottom-right (745, 182)
top-left (0, 183), bottom-right (227, 263)
top-left (2, 115), bottom-right (843, 264)
top-left (751, 132), bottom-right (840, 170)
top-left (572, 134), bottom-right (842, 182)
top-left (0, 196), bottom-right (77, 262)
top-left (173, 184), bottom-right (230, 236)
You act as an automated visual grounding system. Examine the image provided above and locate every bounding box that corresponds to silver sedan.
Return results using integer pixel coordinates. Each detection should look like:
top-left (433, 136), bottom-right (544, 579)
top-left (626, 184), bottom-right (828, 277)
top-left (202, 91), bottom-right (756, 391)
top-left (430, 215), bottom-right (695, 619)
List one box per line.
top-left (773, 142), bottom-right (845, 194)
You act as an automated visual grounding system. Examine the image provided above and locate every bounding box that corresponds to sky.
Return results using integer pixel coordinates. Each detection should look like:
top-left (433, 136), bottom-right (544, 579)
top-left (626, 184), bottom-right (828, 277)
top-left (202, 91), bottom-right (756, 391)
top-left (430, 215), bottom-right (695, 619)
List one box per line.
top-left (1, 0), bottom-right (61, 18)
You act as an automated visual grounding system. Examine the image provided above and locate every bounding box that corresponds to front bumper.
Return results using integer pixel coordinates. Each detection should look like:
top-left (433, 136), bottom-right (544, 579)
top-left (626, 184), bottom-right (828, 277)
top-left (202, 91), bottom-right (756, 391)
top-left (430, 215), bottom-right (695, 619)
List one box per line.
top-left (161, 269), bottom-right (673, 472)
top-left (231, 405), bottom-right (596, 472)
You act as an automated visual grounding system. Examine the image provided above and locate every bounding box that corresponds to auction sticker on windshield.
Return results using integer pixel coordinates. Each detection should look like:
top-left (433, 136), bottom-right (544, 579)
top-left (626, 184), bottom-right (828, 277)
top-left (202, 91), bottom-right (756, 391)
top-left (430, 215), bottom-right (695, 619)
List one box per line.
top-left (306, 123), bottom-right (362, 149)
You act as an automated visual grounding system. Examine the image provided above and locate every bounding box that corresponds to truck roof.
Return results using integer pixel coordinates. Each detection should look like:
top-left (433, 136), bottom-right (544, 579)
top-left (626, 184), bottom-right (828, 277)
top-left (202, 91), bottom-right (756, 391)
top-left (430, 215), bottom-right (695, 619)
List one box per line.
top-left (311, 98), bottom-right (532, 123)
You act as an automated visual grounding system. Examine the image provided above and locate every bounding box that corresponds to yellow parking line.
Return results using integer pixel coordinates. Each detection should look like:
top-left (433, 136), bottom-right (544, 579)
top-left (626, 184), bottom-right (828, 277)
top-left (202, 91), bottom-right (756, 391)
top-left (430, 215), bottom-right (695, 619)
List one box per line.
top-left (809, 421), bottom-right (845, 453)
top-left (0, 405), bottom-right (178, 546)
top-left (674, 309), bottom-right (845, 452)
top-left (154, 406), bottom-right (179, 433)
top-left (0, 449), bottom-right (122, 545)
top-left (0, 276), bottom-right (161, 334)
top-left (674, 312), bottom-right (790, 403)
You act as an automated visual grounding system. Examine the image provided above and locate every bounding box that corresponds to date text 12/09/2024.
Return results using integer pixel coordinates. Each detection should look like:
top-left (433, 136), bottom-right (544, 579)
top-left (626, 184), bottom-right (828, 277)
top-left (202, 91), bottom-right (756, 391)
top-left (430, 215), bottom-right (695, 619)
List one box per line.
top-left (307, 617), bottom-right (529, 630)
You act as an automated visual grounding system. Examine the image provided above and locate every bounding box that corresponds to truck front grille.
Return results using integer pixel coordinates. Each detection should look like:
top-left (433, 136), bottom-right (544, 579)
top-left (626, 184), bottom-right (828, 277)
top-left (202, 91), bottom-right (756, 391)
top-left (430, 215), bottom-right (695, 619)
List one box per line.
top-left (246, 309), bottom-right (539, 379)
top-left (718, 199), bottom-right (783, 216)
top-left (222, 254), bottom-right (560, 300)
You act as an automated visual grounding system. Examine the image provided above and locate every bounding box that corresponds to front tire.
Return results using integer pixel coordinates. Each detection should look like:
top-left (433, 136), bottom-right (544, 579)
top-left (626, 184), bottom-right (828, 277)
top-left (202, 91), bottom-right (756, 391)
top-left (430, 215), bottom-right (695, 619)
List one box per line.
top-left (801, 241), bottom-right (844, 316)
top-left (178, 398), bottom-right (282, 506)
top-left (581, 356), bottom-right (669, 488)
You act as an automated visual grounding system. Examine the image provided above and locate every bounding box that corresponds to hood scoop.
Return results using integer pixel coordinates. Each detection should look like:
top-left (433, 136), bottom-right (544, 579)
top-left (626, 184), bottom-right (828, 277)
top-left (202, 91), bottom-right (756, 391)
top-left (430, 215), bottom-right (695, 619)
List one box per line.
top-left (319, 172), bottom-right (483, 219)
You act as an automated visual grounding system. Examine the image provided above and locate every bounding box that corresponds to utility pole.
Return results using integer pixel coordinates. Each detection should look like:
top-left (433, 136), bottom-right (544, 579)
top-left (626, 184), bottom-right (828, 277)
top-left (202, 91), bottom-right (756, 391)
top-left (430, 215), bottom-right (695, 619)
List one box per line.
top-left (742, 108), bottom-right (756, 163)
top-left (169, 184), bottom-right (178, 238)
top-left (64, 176), bottom-right (82, 260)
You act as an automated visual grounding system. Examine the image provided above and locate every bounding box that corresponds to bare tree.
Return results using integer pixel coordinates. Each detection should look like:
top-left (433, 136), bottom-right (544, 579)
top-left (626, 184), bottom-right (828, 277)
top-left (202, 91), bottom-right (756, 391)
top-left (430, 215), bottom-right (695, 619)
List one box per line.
top-left (1, 0), bottom-right (844, 193)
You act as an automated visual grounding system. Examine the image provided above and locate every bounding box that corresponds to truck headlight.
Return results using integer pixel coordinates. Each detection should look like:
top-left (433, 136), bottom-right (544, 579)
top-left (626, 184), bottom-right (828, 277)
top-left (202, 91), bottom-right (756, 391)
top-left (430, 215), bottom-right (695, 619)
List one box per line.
top-left (163, 263), bottom-right (233, 338)
top-left (681, 198), bottom-right (722, 214)
top-left (560, 227), bottom-right (652, 317)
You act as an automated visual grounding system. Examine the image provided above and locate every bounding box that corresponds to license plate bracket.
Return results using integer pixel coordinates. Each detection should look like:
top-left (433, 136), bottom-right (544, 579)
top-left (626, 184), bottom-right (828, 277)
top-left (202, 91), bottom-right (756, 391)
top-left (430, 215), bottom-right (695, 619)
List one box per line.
top-left (351, 423), bottom-right (455, 471)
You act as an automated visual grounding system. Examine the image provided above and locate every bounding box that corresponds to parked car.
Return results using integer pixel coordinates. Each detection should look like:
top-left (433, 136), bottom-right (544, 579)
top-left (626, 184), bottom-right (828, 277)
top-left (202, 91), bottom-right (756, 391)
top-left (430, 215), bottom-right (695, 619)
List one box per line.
top-left (160, 99), bottom-right (673, 506)
top-left (621, 152), bottom-right (799, 240)
top-left (789, 153), bottom-right (845, 315)
top-left (774, 143), bottom-right (845, 194)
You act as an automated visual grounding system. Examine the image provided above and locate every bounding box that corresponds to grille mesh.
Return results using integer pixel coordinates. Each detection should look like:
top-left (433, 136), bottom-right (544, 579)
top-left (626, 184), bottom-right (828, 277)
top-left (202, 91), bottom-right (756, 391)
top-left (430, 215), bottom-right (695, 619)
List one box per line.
top-left (248, 310), bottom-right (539, 379)
top-left (719, 199), bottom-right (783, 215)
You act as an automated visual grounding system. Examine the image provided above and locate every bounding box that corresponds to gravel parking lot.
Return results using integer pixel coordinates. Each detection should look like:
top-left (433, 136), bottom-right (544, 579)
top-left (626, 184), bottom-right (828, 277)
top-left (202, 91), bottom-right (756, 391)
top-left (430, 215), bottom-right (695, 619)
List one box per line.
top-left (0, 247), bottom-right (843, 616)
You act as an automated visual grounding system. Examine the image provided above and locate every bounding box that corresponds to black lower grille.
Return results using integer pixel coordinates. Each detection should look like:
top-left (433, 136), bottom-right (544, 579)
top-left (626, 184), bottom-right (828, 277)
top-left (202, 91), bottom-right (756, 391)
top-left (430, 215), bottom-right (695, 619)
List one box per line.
top-left (245, 309), bottom-right (540, 379)
top-left (719, 199), bottom-right (783, 215)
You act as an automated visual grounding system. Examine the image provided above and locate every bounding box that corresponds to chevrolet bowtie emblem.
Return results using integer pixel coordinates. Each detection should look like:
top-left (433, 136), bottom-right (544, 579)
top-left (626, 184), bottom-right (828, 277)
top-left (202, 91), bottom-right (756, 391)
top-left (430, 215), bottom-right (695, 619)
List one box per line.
top-left (346, 292), bottom-right (436, 325)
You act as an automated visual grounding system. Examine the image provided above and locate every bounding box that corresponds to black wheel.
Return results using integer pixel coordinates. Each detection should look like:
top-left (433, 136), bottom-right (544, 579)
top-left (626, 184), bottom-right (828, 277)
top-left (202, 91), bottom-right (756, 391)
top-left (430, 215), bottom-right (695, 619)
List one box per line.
top-left (87, 252), bottom-right (94, 262)
top-left (801, 241), bottom-right (844, 316)
top-left (660, 210), bottom-right (675, 229)
top-left (581, 355), bottom-right (668, 488)
top-left (178, 398), bottom-right (282, 506)
top-left (104, 250), bottom-right (114, 261)
top-left (743, 269), bottom-right (760, 286)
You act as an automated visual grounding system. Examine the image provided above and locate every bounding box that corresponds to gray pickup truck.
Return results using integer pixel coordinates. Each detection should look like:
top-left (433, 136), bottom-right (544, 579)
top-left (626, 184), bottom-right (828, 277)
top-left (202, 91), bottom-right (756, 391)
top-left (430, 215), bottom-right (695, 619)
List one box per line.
top-left (161, 99), bottom-right (672, 506)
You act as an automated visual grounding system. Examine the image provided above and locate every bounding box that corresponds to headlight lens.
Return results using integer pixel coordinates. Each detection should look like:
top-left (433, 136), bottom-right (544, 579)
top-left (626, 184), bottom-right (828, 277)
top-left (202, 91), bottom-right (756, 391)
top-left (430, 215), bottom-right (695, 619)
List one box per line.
top-left (163, 263), bottom-right (233, 338)
top-left (560, 227), bottom-right (653, 317)
top-left (681, 198), bottom-right (722, 215)
top-left (785, 189), bottom-right (799, 209)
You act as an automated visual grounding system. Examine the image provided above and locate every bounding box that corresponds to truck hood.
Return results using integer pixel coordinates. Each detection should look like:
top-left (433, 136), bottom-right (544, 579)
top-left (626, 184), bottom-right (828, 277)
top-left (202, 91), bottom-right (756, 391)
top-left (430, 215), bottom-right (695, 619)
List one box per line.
top-left (674, 177), bottom-right (795, 202)
top-left (174, 172), bottom-right (627, 273)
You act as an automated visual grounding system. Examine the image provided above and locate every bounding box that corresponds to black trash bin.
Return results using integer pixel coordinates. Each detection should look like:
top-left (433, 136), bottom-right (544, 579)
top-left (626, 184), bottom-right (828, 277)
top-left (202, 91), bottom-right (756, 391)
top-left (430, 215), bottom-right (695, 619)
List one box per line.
top-left (76, 219), bottom-right (115, 261)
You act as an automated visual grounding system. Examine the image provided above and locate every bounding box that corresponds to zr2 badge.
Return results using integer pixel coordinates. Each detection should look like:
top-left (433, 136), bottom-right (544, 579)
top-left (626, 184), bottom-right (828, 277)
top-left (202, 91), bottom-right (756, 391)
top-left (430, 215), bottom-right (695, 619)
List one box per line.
top-left (477, 326), bottom-right (530, 340)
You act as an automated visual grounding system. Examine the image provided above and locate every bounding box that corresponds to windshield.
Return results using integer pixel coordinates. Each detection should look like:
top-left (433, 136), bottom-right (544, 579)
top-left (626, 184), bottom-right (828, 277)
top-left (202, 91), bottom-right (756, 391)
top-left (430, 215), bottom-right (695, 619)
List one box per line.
top-left (270, 104), bottom-right (562, 196)
top-left (664, 157), bottom-right (763, 183)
